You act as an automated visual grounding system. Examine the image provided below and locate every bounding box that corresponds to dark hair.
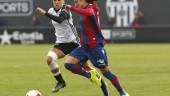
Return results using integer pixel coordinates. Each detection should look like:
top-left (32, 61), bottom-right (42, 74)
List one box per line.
top-left (86, 0), bottom-right (93, 3)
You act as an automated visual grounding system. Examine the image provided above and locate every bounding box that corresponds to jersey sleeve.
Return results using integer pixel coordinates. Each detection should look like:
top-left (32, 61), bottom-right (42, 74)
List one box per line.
top-left (69, 6), bottom-right (94, 16)
top-left (45, 8), bottom-right (70, 23)
top-left (45, 13), bottom-right (64, 23)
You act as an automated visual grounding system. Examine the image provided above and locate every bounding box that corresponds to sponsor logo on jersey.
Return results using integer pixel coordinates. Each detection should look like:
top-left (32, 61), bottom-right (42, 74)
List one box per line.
top-left (97, 59), bottom-right (105, 64)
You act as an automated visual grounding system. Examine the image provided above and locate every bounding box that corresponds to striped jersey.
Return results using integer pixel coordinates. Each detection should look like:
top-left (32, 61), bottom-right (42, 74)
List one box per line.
top-left (69, 4), bottom-right (105, 48)
top-left (48, 8), bottom-right (79, 43)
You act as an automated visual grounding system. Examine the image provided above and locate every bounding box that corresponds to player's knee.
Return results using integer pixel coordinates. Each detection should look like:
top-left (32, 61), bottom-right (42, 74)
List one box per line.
top-left (47, 51), bottom-right (58, 65)
top-left (47, 51), bottom-right (59, 70)
top-left (47, 56), bottom-right (52, 65)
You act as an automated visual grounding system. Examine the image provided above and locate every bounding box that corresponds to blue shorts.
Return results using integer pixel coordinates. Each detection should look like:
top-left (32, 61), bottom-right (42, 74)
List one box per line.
top-left (69, 45), bottom-right (108, 68)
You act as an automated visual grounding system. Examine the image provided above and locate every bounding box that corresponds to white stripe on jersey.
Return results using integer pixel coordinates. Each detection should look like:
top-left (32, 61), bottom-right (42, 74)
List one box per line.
top-left (48, 8), bottom-right (79, 43)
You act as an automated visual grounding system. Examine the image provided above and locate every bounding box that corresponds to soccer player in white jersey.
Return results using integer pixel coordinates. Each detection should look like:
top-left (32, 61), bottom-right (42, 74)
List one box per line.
top-left (36, 0), bottom-right (109, 95)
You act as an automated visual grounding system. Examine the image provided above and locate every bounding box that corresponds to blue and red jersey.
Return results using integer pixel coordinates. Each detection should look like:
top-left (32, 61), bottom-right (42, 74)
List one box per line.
top-left (69, 4), bottom-right (105, 48)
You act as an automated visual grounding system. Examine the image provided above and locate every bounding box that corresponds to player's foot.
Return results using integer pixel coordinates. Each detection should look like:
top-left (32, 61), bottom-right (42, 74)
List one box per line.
top-left (52, 82), bottom-right (66, 93)
top-left (89, 70), bottom-right (102, 86)
top-left (90, 67), bottom-right (100, 77)
top-left (120, 92), bottom-right (130, 96)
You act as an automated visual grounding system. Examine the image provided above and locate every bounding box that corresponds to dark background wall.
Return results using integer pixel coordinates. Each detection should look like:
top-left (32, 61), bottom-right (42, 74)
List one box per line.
top-left (98, 0), bottom-right (170, 26)
top-left (0, 0), bottom-right (52, 27)
top-left (138, 0), bottom-right (170, 25)
top-left (0, 0), bottom-right (170, 27)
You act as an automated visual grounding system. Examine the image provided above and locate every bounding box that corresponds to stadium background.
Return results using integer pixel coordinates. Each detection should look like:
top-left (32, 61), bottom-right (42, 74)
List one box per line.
top-left (0, 0), bottom-right (170, 44)
top-left (1, 0), bottom-right (170, 26)
top-left (0, 0), bottom-right (170, 96)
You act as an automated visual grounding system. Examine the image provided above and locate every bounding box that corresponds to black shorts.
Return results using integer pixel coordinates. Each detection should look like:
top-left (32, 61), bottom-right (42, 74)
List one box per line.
top-left (53, 42), bottom-right (79, 55)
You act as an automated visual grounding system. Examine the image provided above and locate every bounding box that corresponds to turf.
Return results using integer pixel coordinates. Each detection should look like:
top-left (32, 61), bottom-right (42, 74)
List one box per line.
top-left (0, 44), bottom-right (170, 96)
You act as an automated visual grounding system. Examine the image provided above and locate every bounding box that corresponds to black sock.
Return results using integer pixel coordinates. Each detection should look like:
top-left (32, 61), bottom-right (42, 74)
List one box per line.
top-left (54, 74), bottom-right (65, 83)
top-left (101, 79), bottom-right (110, 96)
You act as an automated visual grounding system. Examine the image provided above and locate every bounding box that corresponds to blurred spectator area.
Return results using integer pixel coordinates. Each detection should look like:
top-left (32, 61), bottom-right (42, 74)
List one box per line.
top-left (0, 0), bottom-right (170, 28)
top-left (132, 11), bottom-right (145, 27)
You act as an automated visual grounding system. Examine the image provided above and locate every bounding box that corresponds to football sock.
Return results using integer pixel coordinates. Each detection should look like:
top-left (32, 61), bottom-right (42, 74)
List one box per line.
top-left (65, 63), bottom-right (91, 78)
top-left (103, 71), bottom-right (125, 94)
top-left (101, 79), bottom-right (110, 96)
top-left (54, 73), bottom-right (65, 83)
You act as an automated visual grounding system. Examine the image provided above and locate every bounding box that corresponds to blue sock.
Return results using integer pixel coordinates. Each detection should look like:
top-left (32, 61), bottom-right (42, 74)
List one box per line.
top-left (64, 63), bottom-right (91, 78)
top-left (103, 71), bottom-right (125, 95)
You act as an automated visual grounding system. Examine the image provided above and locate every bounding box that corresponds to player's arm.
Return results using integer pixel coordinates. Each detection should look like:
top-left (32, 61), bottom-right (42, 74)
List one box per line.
top-left (36, 7), bottom-right (70, 23)
top-left (64, 5), bottom-right (93, 16)
top-left (45, 11), bottom-right (70, 23)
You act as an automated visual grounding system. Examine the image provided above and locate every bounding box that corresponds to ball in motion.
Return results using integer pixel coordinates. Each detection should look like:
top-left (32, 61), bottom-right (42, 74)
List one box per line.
top-left (26, 90), bottom-right (42, 96)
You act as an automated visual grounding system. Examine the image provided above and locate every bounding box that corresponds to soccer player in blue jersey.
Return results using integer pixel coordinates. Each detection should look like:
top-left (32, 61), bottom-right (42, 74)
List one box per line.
top-left (64, 0), bottom-right (129, 96)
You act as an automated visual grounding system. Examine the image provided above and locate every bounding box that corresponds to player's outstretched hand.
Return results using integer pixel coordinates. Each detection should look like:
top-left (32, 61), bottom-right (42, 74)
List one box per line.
top-left (36, 7), bottom-right (47, 14)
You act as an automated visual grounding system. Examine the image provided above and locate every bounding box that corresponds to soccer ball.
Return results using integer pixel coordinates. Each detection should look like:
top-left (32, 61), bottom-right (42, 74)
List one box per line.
top-left (26, 90), bottom-right (42, 96)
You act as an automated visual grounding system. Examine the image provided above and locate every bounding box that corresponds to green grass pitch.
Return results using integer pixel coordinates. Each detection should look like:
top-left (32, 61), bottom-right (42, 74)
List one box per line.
top-left (0, 44), bottom-right (170, 96)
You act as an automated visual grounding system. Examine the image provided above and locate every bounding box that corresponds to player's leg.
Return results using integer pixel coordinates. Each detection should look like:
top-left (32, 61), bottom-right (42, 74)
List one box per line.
top-left (64, 56), bottom-right (90, 77)
top-left (101, 66), bottom-right (128, 96)
top-left (47, 48), bottom-right (66, 92)
top-left (64, 47), bottom-right (91, 77)
top-left (83, 63), bottom-right (110, 96)
top-left (65, 56), bottom-right (102, 86)
top-left (88, 46), bottom-right (129, 96)
top-left (101, 48), bottom-right (128, 96)
top-left (48, 42), bottom-right (80, 92)
top-left (64, 47), bottom-right (101, 86)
